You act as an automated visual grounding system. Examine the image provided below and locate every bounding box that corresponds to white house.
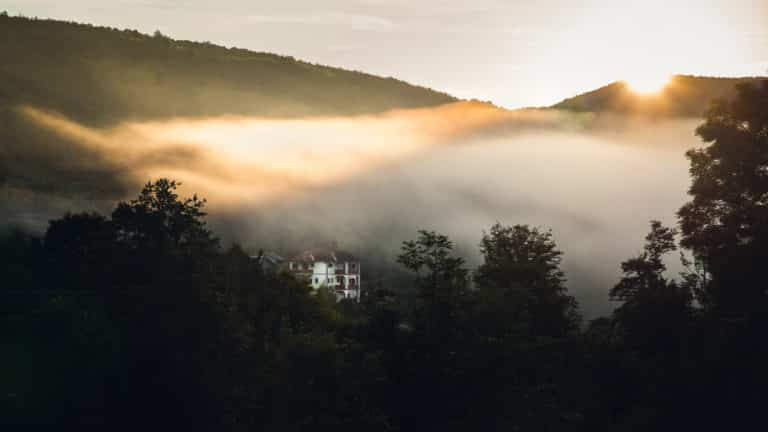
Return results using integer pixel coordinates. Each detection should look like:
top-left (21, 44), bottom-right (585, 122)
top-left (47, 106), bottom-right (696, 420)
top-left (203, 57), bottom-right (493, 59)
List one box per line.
top-left (286, 249), bottom-right (361, 302)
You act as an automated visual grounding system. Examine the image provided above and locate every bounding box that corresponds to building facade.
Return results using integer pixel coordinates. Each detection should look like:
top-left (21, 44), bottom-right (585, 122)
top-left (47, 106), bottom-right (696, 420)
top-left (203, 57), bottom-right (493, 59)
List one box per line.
top-left (286, 250), bottom-right (361, 301)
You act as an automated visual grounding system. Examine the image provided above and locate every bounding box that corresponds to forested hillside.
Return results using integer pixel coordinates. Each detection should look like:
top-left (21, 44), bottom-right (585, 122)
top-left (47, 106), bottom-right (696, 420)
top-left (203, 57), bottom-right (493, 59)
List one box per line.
top-left (3, 80), bottom-right (768, 430)
top-left (0, 14), bottom-right (455, 126)
top-left (0, 13), bottom-right (455, 209)
top-left (552, 75), bottom-right (764, 117)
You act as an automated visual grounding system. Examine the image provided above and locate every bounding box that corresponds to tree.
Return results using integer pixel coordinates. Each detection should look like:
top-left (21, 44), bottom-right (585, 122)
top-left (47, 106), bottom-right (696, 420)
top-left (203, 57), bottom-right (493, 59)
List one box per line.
top-left (0, 226), bottom-right (44, 292)
top-left (111, 178), bottom-right (217, 254)
top-left (610, 221), bottom-right (677, 302)
top-left (43, 212), bottom-right (114, 290)
top-left (397, 230), bottom-right (469, 336)
top-left (678, 79), bottom-right (768, 315)
top-left (610, 221), bottom-right (691, 349)
top-left (396, 232), bottom-right (476, 430)
top-left (474, 223), bottom-right (579, 339)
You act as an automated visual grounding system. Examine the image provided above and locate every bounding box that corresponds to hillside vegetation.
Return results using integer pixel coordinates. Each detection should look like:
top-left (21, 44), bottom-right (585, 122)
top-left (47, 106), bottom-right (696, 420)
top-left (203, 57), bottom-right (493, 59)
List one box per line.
top-left (0, 14), bottom-right (455, 126)
top-left (552, 75), bottom-right (764, 117)
top-left (0, 14), bottom-right (454, 204)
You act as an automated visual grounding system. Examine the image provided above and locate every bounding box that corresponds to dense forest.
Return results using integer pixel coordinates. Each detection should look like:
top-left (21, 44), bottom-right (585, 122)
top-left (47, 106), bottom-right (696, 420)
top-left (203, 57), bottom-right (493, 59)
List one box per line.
top-left (2, 72), bottom-right (767, 431)
top-left (0, 14), bottom-right (454, 125)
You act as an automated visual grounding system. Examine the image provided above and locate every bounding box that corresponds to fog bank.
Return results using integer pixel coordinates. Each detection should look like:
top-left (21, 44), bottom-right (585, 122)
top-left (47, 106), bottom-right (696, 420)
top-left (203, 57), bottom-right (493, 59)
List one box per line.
top-left (3, 102), bottom-right (700, 317)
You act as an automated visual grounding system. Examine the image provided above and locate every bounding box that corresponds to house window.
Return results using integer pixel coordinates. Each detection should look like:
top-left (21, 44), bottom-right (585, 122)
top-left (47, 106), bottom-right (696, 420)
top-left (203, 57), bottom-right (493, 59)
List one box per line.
top-left (314, 277), bottom-right (318, 284)
top-left (349, 278), bottom-right (357, 286)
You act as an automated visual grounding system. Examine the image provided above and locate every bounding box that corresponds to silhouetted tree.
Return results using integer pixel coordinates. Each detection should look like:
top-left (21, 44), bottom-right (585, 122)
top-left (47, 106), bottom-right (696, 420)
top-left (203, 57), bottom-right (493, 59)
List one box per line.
top-left (678, 80), bottom-right (768, 315)
top-left (610, 221), bottom-right (692, 349)
top-left (0, 226), bottom-right (44, 292)
top-left (111, 178), bottom-right (217, 254)
top-left (397, 230), bottom-right (469, 337)
top-left (395, 231), bottom-right (475, 430)
top-left (475, 223), bottom-right (580, 339)
top-left (43, 212), bottom-right (114, 290)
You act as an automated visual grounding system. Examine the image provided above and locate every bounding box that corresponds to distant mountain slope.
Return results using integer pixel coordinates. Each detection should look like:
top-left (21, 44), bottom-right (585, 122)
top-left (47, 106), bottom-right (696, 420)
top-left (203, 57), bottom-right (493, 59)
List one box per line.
top-left (552, 75), bottom-right (765, 117)
top-left (0, 15), bottom-right (455, 126)
top-left (0, 14), bottom-right (457, 205)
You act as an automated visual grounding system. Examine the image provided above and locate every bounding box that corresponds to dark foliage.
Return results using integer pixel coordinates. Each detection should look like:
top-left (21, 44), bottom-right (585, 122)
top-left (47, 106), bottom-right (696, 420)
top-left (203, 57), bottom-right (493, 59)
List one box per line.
top-left (679, 80), bottom-right (768, 315)
top-left (475, 223), bottom-right (581, 339)
top-left (3, 81), bottom-right (768, 431)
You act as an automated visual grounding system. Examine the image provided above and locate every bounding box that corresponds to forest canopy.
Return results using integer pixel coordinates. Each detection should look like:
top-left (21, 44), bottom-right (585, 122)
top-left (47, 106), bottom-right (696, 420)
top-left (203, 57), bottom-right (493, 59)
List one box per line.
top-left (3, 80), bottom-right (768, 430)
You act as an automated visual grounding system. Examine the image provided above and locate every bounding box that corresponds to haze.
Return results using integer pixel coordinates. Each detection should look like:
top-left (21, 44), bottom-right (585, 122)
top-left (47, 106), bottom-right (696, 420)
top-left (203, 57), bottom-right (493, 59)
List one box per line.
top-left (10, 104), bottom-right (698, 317)
top-left (3, 0), bottom-right (766, 108)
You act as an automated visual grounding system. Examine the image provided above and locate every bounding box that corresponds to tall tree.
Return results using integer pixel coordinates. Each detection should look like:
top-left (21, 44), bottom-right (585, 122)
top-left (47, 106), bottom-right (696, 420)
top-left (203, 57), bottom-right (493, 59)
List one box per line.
top-left (678, 80), bottom-right (768, 315)
top-left (610, 221), bottom-right (691, 349)
top-left (111, 178), bottom-right (217, 254)
top-left (474, 223), bottom-right (579, 339)
top-left (397, 230), bottom-right (469, 337)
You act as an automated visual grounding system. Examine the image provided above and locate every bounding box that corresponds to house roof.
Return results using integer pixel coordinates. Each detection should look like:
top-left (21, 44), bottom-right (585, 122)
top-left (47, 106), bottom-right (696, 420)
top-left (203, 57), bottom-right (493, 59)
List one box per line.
top-left (289, 249), bottom-right (357, 263)
top-left (250, 251), bottom-right (285, 269)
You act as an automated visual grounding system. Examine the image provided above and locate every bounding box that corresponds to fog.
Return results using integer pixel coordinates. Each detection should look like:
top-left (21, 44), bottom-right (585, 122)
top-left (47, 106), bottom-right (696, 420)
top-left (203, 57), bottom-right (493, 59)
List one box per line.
top-left (3, 102), bottom-right (701, 317)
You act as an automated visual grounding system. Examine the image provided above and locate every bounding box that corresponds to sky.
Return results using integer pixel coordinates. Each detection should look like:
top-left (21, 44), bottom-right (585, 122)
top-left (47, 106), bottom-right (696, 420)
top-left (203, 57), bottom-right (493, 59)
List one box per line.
top-left (3, 0), bottom-right (768, 107)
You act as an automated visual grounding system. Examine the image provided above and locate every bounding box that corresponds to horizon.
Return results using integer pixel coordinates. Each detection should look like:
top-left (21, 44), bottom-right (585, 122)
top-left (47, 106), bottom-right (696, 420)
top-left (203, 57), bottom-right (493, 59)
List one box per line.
top-left (3, 0), bottom-right (766, 109)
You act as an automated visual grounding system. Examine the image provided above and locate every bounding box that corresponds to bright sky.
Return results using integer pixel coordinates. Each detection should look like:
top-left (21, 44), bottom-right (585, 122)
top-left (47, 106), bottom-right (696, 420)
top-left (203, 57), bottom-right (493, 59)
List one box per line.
top-left (3, 0), bottom-right (767, 108)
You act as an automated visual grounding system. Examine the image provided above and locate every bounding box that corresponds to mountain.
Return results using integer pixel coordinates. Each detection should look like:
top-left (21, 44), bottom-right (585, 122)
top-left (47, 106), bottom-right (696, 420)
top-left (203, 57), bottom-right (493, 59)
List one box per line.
top-left (0, 14), bottom-right (455, 126)
top-left (552, 75), bottom-right (765, 117)
top-left (0, 14), bottom-right (457, 207)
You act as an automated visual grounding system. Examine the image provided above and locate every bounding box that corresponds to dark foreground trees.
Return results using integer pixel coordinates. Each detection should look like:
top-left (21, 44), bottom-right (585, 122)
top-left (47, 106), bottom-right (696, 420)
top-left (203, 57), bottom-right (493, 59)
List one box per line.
top-left (678, 80), bottom-right (768, 315)
top-left (475, 223), bottom-right (580, 339)
top-left (609, 221), bottom-right (692, 350)
top-left (2, 184), bottom-right (589, 431)
top-left (1, 180), bottom-right (379, 431)
top-left (3, 79), bottom-right (768, 431)
top-left (592, 79), bottom-right (768, 431)
top-left (391, 226), bottom-right (587, 432)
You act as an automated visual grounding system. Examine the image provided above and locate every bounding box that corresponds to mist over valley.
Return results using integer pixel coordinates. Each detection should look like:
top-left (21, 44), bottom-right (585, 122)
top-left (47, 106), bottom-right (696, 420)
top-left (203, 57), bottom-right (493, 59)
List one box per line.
top-left (6, 100), bottom-right (699, 317)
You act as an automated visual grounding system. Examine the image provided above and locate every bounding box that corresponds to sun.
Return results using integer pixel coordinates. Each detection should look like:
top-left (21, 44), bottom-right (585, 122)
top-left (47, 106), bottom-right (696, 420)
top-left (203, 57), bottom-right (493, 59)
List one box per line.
top-left (625, 73), bottom-right (672, 94)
